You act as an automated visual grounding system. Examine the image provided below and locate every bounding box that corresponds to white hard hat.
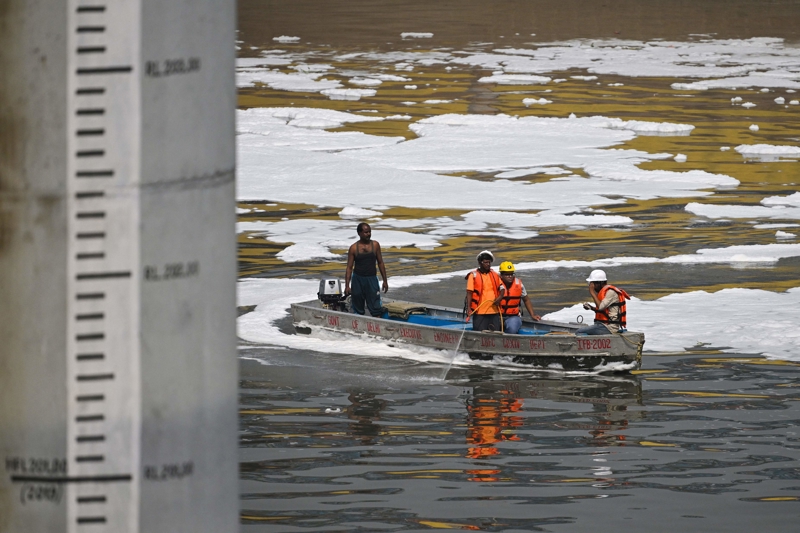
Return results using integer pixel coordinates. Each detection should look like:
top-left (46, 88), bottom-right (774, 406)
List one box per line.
top-left (586, 269), bottom-right (607, 282)
top-left (476, 250), bottom-right (494, 262)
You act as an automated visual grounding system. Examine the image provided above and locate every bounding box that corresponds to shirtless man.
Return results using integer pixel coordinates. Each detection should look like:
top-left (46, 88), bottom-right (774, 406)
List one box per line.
top-left (345, 223), bottom-right (389, 317)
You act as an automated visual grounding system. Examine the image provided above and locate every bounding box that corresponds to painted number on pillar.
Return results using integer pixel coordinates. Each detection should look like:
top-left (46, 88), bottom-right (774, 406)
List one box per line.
top-left (144, 261), bottom-right (199, 281)
top-left (145, 58), bottom-right (201, 77)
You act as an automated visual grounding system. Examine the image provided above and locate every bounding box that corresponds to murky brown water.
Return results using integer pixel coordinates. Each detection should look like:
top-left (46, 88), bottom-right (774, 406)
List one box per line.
top-left (239, 0), bottom-right (800, 47)
top-left (236, 1), bottom-right (800, 287)
top-left (236, 1), bottom-right (800, 530)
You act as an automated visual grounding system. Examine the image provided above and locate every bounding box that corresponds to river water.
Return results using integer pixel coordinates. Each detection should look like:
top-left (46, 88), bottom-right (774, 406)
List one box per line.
top-left (235, 1), bottom-right (800, 530)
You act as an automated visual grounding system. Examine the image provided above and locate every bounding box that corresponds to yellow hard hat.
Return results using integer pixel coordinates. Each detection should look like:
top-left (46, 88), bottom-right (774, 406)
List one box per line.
top-left (499, 261), bottom-right (515, 273)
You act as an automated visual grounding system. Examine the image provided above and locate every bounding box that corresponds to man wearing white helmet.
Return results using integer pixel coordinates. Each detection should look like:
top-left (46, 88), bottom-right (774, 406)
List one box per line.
top-left (464, 250), bottom-right (502, 331)
top-left (577, 269), bottom-right (631, 335)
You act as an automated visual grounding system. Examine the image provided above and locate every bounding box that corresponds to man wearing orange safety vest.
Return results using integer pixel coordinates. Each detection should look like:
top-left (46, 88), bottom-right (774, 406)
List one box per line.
top-left (494, 261), bottom-right (541, 334)
top-left (464, 251), bottom-right (503, 331)
top-left (577, 269), bottom-right (631, 335)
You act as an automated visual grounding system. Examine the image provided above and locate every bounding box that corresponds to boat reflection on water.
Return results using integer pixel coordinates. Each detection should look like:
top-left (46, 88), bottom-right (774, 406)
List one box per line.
top-left (449, 369), bottom-right (642, 482)
top-left (346, 390), bottom-right (388, 445)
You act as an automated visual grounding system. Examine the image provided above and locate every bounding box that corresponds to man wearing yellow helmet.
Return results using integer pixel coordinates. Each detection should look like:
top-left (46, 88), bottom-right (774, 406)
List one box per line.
top-left (494, 261), bottom-right (540, 334)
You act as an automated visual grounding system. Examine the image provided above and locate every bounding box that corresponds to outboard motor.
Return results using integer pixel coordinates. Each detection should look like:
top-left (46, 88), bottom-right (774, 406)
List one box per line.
top-left (318, 278), bottom-right (347, 311)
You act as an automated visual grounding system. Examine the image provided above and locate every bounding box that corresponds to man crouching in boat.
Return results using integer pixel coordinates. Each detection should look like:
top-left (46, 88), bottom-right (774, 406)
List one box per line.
top-left (494, 261), bottom-right (541, 334)
top-left (345, 222), bottom-right (389, 317)
top-left (577, 269), bottom-right (630, 335)
top-left (465, 250), bottom-right (503, 331)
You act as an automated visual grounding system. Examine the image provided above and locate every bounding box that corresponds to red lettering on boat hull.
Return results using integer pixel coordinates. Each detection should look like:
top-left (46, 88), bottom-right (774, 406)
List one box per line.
top-left (503, 338), bottom-right (520, 349)
top-left (577, 338), bottom-right (612, 350)
top-left (434, 332), bottom-right (457, 344)
top-left (400, 328), bottom-right (422, 340)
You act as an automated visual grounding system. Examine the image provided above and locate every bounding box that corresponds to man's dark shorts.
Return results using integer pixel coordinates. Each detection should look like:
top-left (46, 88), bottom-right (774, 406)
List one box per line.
top-left (472, 313), bottom-right (501, 332)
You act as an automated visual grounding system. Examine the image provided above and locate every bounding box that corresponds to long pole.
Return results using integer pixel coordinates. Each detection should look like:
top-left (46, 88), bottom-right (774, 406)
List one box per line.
top-left (0, 1), bottom-right (238, 531)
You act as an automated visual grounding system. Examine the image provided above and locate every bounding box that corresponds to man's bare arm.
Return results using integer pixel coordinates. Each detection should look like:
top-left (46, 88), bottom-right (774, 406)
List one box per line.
top-left (344, 244), bottom-right (356, 295)
top-left (589, 283), bottom-right (603, 307)
top-left (522, 295), bottom-right (541, 321)
top-left (375, 241), bottom-right (389, 293)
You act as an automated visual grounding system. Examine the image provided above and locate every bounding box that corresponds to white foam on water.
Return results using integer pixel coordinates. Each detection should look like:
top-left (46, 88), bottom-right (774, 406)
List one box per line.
top-left (376, 74), bottom-right (412, 82)
top-left (338, 207), bottom-right (383, 218)
top-left (659, 243), bottom-right (800, 264)
top-left (239, 107), bottom-right (385, 129)
top-left (523, 98), bottom-right (553, 106)
top-left (238, 126), bottom-right (728, 209)
top-left (672, 73), bottom-right (800, 91)
top-left (238, 209), bottom-right (636, 261)
top-left (444, 38), bottom-right (800, 89)
top-left (348, 77), bottom-right (383, 87)
top-left (237, 218), bottom-right (443, 261)
top-left (687, 203), bottom-right (786, 220)
top-left (291, 63), bottom-right (335, 73)
top-left (478, 74), bottom-right (552, 85)
top-left (321, 88), bottom-right (377, 101)
top-left (687, 192), bottom-right (800, 220)
top-left (237, 108), bottom-right (401, 153)
top-left (594, 118), bottom-right (694, 134)
top-left (735, 144), bottom-right (800, 158)
top-left (505, 243), bottom-right (800, 273)
top-left (547, 289), bottom-right (800, 360)
top-left (755, 223), bottom-right (800, 229)
top-left (235, 108), bottom-right (759, 261)
top-left (236, 69), bottom-right (342, 91)
top-left (763, 192), bottom-right (800, 207)
top-left (236, 57), bottom-right (293, 68)
top-left (495, 167), bottom-right (571, 178)
top-left (335, 113), bottom-right (718, 183)
top-left (241, 38), bottom-right (800, 96)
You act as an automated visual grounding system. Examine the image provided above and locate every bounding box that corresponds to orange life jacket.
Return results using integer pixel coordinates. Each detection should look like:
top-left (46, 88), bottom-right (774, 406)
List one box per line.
top-left (594, 285), bottom-right (630, 327)
top-left (465, 269), bottom-right (502, 315)
top-left (499, 278), bottom-right (523, 316)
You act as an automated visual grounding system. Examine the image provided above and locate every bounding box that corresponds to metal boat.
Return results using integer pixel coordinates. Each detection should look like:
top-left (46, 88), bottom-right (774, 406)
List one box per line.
top-left (291, 281), bottom-right (644, 372)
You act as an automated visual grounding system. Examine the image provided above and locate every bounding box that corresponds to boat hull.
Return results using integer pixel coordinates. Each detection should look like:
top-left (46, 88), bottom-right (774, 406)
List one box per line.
top-left (290, 299), bottom-right (644, 372)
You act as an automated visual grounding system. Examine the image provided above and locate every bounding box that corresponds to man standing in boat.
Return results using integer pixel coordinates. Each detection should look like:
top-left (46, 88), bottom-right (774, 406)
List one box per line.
top-left (345, 222), bottom-right (389, 317)
top-left (465, 250), bottom-right (503, 331)
top-left (577, 269), bottom-right (631, 335)
top-left (494, 261), bottom-right (541, 334)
